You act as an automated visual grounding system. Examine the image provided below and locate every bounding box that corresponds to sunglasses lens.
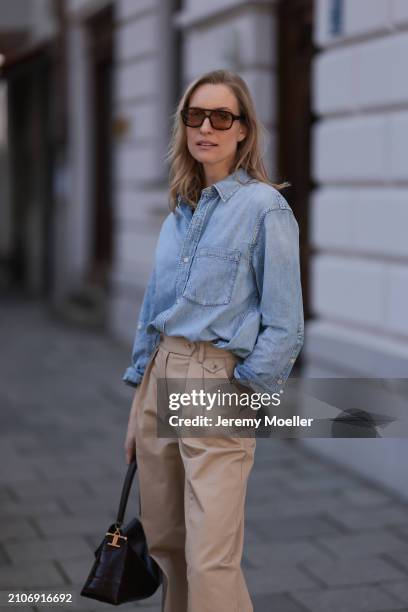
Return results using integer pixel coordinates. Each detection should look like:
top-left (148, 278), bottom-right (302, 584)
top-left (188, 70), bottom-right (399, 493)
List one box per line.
top-left (211, 111), bottom-right (233, 129)
top-left (183, 109), bottom-right (205, 126)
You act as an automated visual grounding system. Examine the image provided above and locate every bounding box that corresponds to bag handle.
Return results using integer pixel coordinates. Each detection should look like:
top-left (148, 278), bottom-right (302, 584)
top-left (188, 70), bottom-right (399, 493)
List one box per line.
top-left (115, 457), bottom-right (138, 528)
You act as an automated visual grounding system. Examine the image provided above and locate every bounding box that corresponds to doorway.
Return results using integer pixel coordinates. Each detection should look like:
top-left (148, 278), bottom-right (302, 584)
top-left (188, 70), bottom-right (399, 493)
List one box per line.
top-left (277, 0), bottom-right (315, 326)
top-left (4, 46), bottom-right (54, 298)
top-left (85, 4), bottom-right (114, 291)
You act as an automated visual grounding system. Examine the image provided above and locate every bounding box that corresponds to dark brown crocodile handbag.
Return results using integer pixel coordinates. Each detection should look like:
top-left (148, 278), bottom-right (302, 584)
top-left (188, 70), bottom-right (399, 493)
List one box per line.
top-left (80, 457), bottom-right (162, 605)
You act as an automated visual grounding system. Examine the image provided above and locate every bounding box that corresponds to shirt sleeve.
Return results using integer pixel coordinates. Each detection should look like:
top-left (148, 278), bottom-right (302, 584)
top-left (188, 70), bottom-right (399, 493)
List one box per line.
top-left (233, 206), bottom-right (304, 394)
top-left (122, 264), bottom-right (159, 388)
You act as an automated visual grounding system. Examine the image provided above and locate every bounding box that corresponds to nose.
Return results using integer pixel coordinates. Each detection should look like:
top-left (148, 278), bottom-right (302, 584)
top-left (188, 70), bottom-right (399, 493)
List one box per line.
top-left (200, 116), bottom-right (212, 131)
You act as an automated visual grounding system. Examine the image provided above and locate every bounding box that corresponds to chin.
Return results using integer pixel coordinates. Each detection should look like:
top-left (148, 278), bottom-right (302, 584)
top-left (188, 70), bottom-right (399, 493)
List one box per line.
top-left (195, 154), bottom-right (220, 164)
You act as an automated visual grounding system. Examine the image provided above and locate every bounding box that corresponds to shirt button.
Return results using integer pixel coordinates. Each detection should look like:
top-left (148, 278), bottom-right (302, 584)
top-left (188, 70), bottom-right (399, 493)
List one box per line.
top-left (183, 257), bottom-right (189, 262)
top-left (137, 322), bottom-right (143, 330)
top-left (290, 358), bottom-right (295, 363)
top-left (277, 378), bottom-right (283, 384)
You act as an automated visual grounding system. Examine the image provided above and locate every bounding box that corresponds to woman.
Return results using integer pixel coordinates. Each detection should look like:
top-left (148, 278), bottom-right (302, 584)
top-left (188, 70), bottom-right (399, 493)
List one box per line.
top-left (123, 69), bottom-right (304, 612)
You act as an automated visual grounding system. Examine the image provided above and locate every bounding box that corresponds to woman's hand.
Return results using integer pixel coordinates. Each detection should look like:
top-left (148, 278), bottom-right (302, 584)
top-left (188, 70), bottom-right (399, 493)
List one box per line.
top-left (124, 387), bottom-right (141, 464)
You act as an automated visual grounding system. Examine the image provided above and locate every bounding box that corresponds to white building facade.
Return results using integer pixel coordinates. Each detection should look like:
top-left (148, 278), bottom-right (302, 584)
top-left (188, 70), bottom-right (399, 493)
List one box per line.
top-left (305, 0), bottom-right (408, 500)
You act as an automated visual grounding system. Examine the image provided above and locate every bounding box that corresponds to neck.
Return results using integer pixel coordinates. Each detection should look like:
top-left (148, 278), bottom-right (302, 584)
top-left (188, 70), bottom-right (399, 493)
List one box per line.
top-left (203, 165), bottom-right (233, 188)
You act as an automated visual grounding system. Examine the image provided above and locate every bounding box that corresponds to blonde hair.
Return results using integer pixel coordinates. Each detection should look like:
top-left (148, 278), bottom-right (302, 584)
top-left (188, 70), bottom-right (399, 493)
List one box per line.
top-left (165, 69), bottom-right (290, 212)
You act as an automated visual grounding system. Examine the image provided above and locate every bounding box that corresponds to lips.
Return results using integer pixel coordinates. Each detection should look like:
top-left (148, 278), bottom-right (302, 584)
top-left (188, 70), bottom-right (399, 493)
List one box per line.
top-left (196, 141), bottom-right (217, 147)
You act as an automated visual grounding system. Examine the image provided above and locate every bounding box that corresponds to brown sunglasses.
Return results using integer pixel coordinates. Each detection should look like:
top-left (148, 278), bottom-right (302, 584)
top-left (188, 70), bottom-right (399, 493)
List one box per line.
top-left (181, 107), bottom-right (245, 130)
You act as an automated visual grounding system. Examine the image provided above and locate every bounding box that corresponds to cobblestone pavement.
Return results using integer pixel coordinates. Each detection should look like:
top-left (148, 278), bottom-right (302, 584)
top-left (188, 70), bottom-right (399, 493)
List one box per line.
top-left (1, 296), bottom-right (408, 612)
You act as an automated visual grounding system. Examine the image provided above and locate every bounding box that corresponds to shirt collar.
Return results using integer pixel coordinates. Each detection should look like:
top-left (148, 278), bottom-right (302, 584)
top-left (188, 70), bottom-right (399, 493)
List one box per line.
top-left (177, 167), bottom-right (254, 208)
top-left (206, 167), bottom-right (254, 202)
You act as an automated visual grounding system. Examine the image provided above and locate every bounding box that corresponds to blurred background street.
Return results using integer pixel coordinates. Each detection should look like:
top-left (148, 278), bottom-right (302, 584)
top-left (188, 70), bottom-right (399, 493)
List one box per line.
top-left (2, 0), bottom-right (408, 609)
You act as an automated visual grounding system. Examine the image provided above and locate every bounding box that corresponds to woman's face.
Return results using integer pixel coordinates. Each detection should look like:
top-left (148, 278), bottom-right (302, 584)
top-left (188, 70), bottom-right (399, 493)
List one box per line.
top-left (185, 83), bottom-right (247, 182)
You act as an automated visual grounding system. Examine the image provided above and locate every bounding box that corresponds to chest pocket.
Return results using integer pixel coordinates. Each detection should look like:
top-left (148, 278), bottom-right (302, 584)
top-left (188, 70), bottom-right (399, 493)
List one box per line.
top-left (182, 246), bottom-right (241, 306)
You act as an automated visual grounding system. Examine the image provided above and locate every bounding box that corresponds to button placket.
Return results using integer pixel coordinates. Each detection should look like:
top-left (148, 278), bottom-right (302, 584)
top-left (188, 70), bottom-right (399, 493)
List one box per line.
top-left (177, 212), bottom-right (202, 293)
top-left (176, 197), bottom-right (215, 299)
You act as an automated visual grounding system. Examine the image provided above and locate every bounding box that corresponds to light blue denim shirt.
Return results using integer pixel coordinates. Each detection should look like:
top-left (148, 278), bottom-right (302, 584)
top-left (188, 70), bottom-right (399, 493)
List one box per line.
top-left (122, 167), bottom-right (304, 395)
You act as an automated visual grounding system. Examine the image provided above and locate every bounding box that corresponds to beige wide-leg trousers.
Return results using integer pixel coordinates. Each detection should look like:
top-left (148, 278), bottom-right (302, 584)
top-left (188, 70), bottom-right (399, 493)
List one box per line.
top-left (132, 332), bottom-right (256, 612)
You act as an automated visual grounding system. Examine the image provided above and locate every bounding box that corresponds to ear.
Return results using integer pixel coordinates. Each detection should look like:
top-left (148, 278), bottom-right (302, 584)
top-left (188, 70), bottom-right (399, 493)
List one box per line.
top-left (237, 123), bottom-right (248, 143)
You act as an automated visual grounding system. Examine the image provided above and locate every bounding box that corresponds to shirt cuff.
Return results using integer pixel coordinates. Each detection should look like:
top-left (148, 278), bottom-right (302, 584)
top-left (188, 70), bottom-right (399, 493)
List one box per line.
top-left (122, 366), bottom-right (143, 388)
